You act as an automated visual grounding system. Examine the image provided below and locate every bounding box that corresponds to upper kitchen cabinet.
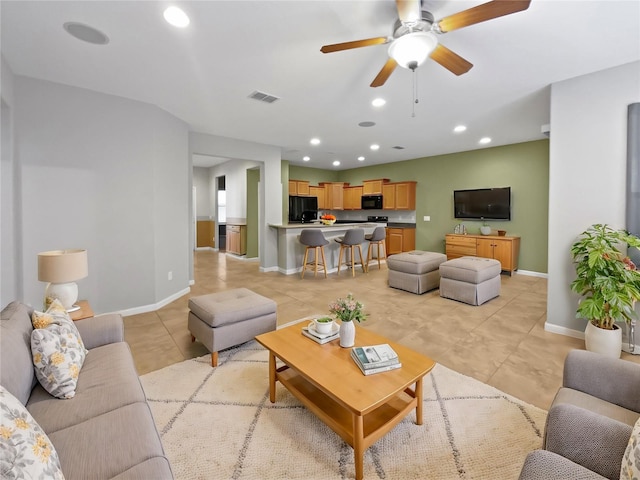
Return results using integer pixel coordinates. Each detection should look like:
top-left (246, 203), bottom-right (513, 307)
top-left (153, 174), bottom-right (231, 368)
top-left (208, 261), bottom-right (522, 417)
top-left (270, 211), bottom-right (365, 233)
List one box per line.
top-left (289, 180), bottom-right (310, 196)
top-left (362, 179), bottom-right (389, 195)
top-left (321, 182), bottom-right (347, 210)
top-left (343, 186), bottom-right (363, 210)
top-left (382, 181), bottom-right (416, 210)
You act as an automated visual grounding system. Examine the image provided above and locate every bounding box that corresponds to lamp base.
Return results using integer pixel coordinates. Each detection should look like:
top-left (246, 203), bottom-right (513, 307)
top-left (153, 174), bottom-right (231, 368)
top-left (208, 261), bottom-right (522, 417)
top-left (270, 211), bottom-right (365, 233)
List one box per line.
top-left (44, 282), bottom-right (79, 311)
top-left (66, 304), bottom-right (81, 313)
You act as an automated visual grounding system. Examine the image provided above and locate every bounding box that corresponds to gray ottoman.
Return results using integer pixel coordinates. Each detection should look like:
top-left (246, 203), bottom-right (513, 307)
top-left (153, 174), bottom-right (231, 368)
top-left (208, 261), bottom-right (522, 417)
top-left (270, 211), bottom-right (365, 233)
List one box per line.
top-left (439, 256), bottom-right (501, 306)
top-left (188, 288), bottom-right (277, 367)
top-left (387, 251), bottom-right (448, 294)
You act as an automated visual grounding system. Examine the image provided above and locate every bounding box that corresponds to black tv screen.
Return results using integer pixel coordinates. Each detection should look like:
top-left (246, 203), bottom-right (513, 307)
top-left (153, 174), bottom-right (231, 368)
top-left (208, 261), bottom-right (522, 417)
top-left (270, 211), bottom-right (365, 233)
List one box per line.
top-left (454, 187), bottom-right (511, 220)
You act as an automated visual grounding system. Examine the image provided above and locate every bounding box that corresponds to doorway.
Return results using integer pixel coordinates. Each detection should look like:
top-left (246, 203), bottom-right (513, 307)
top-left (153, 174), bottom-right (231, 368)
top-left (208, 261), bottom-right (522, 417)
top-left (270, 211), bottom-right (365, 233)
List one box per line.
top-left (217, 176), bottom-right (226, 251)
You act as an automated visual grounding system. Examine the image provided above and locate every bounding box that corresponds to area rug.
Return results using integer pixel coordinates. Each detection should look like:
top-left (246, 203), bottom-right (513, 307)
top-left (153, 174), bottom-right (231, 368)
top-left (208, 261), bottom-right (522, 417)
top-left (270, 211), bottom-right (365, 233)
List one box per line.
top-left (140, 341), bottom-right (546, 479)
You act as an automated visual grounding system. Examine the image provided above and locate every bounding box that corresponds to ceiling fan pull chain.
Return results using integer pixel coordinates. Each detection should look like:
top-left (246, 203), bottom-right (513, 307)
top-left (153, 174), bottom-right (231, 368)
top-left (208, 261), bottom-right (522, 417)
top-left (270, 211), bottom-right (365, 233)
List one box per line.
top-left (412, 68), bottom-right (419, 117)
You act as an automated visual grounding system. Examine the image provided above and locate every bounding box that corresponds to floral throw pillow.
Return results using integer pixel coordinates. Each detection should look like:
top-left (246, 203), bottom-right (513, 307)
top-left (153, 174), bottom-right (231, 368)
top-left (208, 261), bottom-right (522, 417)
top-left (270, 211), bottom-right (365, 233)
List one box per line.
top-left (0, 385), bottom-right (65, 480)
top-left (31, 299), bottom-right (88, 399)
top-left (621, 417), bottom-right (640, 480)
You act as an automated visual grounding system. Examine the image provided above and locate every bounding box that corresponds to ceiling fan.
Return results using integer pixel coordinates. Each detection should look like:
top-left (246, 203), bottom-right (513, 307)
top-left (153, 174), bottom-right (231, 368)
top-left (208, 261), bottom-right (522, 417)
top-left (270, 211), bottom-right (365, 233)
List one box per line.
top-left (320, 0), bottom-right (531, 87)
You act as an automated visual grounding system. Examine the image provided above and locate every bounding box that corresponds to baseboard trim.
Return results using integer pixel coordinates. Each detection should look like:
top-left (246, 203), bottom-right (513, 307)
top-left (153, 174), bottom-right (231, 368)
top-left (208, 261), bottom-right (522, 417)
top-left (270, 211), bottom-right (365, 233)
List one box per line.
top-left (544, 322), bottom-right (584, 339)
top-left (515, 269), bottom-right (548, 278)
top-left (118, 287), bottom-right (191, 317)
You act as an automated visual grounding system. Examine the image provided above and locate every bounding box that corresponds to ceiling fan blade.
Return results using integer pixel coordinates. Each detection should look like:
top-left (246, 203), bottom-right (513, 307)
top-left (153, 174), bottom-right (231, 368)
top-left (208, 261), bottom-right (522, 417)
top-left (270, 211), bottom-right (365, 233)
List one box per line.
top-left (430, 44), bottom-right (473, 76)
top-left (395, 0), bottom-right (421, 23)
top-left (436, 0), bottom-right (531, 33)
top-left (320, 37), bottom-right (388, 54)
top-left (370, 58), bottom-right (398, 88)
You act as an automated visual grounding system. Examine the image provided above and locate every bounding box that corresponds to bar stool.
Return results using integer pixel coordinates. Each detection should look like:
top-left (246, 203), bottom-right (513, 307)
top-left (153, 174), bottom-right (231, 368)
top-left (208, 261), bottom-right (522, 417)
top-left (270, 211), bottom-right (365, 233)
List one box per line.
top-left (365, 226), bottom-right (387, 270)
top-left (335, 228), bottom-right (366, 276)
top-left (299, 229), bottom-right (329, 279)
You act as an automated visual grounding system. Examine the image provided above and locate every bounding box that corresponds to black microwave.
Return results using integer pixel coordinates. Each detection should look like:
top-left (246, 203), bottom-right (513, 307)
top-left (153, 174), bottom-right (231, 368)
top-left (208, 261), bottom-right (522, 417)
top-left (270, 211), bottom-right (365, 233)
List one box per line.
top-left (361, 195), bottom-right (383, 209)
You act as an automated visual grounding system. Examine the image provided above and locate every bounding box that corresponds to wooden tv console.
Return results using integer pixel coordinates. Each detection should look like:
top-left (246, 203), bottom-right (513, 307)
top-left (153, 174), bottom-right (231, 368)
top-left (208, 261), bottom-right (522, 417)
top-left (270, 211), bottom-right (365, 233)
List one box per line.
top-left (445, 233), bottom-right (521, 275)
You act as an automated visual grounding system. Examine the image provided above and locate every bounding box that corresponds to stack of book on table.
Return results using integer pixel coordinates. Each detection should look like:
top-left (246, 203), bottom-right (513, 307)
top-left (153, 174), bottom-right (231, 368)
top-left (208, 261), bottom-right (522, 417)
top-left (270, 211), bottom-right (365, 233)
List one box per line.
top-left (351, 344), bottom-right (401, 375)
top-left (302, 322), bottom-right (340, 344)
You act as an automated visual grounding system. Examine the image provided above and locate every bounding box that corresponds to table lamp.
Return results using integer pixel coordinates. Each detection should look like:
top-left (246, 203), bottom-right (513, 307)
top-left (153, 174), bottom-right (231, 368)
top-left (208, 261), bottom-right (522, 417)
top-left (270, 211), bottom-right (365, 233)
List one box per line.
top-left (37, 249), bottom-right (88, 312)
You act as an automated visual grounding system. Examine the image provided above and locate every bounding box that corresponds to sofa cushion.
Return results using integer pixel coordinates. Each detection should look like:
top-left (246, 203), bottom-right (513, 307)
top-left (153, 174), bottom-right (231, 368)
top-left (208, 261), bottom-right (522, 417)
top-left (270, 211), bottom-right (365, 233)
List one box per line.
top-left (31, 299), bottom-right (88, 399)
top-left (439, 256), bottom-right (502, 283)
top-left (48, 402), bottom-right (171, 479)
top-left (0, 302), bottom-right (36, 405)
top-left (188, 288), bottom-right (277, 328)
top-left (0, 385), bottom-right (64, 480)
top-left (621, 417), bottom-right (640, 480)
top-left (27, 342), bottom-right (146, 433)
top-left (553, 387), bottom-right (640, 427)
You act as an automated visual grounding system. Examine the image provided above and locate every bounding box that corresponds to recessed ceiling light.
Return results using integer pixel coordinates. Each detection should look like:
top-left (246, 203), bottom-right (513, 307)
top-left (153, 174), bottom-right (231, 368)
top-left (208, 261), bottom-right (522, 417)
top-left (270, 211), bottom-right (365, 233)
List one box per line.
top-left (163, 6), bottom-right (190, 28)
top-left (371, 98), bottom-right (386, 107)
top-left (453, 125), bottom-right (467, 133)
top-left (479, 137), bottom-right (492, 144)
top-left (358, 156), bottom-right (365, 161)
top-left (370, 144), bottom-right (380, 151)
top-left (310, 138), bottom-right (321, 146)
top-left (63, 22), bottom-right (109, 45)
top-left (358, 121), bottom-right (376, 127)
top-left (332, 160), bottom-right (341, 167)
top-left (303, 156), bottom-right (310, 162)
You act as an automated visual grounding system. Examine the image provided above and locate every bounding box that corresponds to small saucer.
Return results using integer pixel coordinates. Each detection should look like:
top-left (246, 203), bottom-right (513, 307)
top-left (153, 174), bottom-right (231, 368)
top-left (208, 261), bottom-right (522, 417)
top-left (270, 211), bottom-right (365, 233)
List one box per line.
top-left (307, 321), bottom-right (339, 337)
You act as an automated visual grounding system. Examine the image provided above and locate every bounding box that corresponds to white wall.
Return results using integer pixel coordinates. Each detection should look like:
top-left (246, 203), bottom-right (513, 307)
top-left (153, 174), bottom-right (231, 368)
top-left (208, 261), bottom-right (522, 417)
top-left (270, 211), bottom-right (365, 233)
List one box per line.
top-left (1, 55), bottom-right (19, 307)
top-left (547, 61), bottom-right (640, 335)
top-left (192, 166), bottom-right (212, 218)
top-left (10, 76), bottom-right (190, 313)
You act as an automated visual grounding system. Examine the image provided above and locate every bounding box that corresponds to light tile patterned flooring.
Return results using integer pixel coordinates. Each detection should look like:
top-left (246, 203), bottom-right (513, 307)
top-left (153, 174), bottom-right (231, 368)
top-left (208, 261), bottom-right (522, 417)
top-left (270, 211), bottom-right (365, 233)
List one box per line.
top-left (124, 250), bottom-right (640, 410)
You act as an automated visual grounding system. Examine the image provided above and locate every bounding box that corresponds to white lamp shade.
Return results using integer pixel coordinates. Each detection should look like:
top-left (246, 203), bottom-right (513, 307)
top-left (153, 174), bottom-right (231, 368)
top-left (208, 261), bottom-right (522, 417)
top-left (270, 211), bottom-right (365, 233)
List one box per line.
top-left (388, 32), bottom-right (438, 69)
top-left (38, 249), bottom-right (88, 283)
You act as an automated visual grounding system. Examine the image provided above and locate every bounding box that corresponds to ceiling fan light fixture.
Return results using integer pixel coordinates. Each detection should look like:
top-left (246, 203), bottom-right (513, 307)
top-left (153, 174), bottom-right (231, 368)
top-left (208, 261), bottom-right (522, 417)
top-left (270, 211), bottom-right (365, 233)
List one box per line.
top-left (388, 32), bottom-right (438, 70)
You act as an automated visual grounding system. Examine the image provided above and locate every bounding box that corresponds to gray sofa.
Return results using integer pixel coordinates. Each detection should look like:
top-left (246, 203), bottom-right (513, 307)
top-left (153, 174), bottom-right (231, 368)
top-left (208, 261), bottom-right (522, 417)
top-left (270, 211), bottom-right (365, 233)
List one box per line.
top-left (519, 349), bottom-right (640, 480)
top-left (0, 301), bottom-right (173, 479)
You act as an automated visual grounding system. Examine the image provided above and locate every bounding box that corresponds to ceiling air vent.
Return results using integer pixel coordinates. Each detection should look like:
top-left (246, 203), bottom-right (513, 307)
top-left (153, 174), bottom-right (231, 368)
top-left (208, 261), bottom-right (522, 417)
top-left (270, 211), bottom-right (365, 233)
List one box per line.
top-left (248, 91), bottom-right (280, 104)
top-left (392, 146), bottom-right (405, 150)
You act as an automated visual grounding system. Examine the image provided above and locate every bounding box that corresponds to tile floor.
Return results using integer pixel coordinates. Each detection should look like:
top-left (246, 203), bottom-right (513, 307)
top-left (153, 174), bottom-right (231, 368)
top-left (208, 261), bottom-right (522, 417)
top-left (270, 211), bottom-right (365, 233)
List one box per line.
top-left (123, 250), bottom-right (640, 410)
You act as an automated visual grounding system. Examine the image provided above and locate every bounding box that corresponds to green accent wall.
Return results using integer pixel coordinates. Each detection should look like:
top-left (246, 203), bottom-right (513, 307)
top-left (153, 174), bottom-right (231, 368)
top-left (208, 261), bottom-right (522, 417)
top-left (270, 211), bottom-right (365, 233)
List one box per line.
top-left (246, 168), bottom-right (260, 258)
top-left (287, 140), bottom-right (549, 273)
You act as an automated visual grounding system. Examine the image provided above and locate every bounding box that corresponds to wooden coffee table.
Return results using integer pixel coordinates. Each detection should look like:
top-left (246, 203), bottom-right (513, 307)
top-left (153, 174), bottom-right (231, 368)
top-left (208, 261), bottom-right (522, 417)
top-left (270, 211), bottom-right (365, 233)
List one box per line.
top-left (255, 322), bottom-right (436, 480)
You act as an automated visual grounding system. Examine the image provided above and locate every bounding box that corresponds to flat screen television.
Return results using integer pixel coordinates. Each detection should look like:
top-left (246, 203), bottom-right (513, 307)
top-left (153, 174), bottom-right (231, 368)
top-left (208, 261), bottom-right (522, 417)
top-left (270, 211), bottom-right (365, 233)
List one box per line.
top-left (454, 187), bottom-right (511, 220)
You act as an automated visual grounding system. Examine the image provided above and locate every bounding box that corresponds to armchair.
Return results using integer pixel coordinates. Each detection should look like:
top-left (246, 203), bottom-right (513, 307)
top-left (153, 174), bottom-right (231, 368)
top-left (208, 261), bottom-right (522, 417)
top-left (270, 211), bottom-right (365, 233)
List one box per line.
top-left (519, 350), bottom-right (640, 480)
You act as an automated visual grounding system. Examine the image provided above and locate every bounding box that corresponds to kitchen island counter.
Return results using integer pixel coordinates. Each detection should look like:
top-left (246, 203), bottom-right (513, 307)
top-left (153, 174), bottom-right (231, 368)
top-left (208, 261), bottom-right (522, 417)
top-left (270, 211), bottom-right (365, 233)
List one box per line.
top-left (269, 223), bottom-right (384, 274)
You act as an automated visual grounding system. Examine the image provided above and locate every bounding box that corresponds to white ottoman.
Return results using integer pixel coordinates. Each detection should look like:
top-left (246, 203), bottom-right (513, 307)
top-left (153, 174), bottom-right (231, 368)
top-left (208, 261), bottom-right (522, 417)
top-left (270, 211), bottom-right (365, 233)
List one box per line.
top-left (387, 251), bottom-right (448, 294)
top-left (439, 256), bottom-right (501, 305)
top-left (188, 288), bottom-right (277, 367)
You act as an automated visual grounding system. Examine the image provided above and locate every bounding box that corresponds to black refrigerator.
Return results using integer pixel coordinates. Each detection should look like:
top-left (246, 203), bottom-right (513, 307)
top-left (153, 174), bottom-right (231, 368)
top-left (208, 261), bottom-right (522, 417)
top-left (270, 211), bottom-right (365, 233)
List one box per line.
top-left (289, 196), bottom-right (318, 223)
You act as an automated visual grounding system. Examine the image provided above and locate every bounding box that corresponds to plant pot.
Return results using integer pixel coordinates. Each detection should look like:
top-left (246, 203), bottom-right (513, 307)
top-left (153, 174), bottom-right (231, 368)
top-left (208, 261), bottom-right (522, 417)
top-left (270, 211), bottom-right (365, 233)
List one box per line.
top-left (480, 226), bottom-right (492, 236)
top-left (584, 321), bottom-right (622, 358)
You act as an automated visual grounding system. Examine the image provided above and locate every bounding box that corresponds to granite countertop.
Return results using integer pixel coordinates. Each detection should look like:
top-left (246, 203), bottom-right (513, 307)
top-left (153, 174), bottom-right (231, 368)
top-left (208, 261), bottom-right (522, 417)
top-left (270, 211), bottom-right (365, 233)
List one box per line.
top-left (270, 222), bottom-right (382, 230)
top-left (387, 222), bottom-right (416, 228)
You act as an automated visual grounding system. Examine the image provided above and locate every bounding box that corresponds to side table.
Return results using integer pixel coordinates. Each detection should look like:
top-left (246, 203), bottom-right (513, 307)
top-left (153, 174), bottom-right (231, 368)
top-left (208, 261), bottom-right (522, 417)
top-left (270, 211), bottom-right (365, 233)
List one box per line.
top-left (70, 300), bottom-right (94, 321)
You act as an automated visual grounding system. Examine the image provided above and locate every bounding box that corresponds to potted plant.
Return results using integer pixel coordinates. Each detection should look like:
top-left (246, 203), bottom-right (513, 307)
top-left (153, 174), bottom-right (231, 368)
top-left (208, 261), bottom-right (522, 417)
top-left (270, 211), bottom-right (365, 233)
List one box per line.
top-left (570, 224), bottom-right (640, 357)
top-left (329, 293), bottom-right (368, 347)
top-left (480, 222), bottom-right (492, 235)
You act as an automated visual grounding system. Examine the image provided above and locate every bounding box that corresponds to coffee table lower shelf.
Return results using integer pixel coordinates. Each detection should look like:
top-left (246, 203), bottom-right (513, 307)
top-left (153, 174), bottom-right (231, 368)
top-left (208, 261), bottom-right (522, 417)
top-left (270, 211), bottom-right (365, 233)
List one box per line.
top-left (276, 365), bottom-right (419, 477)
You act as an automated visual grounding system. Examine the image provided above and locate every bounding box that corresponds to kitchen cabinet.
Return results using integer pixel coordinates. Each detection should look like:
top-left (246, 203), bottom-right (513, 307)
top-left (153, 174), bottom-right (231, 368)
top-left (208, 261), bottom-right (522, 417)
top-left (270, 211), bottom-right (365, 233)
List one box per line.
top-left (289, 180), bottom-right (310, 196)
top-left (382, 182), bottom-right (416, 210)
top-left (309, 186), bottom-right (325, 209)
top-left (445, 234), bottom-right (521, 275)
top-left (226, 224), bottom-right (247, 255)
top-left (196, 220), bottom-right (215, 248)
top-left (320, 182), bottom-right (346, 210)
top-left (343, 186), bottom-right (363, 210)
top-left (386, 228), bottom-right (416, 255)
top-left (362, 179), bottom-right (389, 195)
